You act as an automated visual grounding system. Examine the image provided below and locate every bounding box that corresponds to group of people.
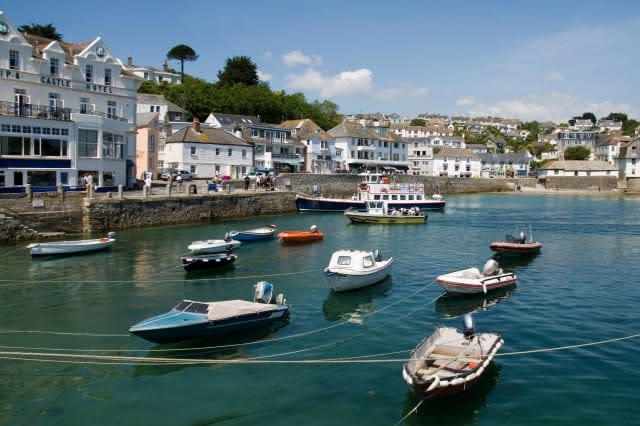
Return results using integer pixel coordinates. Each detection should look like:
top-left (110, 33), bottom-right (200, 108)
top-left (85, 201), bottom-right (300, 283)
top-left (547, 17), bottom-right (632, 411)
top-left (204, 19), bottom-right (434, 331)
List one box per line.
top-left (166, 173), bottom-right (183, 191)
top-left (390, 206), bottom-right (420, 216)
top-left (256, 174), bottom-right (276, 191)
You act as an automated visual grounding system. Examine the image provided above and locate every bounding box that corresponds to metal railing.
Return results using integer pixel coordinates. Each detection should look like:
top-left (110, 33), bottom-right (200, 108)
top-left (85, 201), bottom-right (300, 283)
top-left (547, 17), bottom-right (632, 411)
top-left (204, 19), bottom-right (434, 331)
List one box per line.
top-left (0, 101), bottom-right (127, 122)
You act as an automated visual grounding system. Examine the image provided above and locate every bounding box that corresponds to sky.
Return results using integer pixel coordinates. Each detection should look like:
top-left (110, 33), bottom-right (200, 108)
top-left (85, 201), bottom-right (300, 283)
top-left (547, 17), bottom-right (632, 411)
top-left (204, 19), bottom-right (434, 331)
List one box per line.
top-left (4, 0), bottom-right (640, 123)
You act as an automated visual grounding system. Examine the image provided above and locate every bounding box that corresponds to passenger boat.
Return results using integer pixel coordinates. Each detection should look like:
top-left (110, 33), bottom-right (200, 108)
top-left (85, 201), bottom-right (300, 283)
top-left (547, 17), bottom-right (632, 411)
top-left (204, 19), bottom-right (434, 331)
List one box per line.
top-left (181, 252), bottom-right (237, 272)
top-left (344, 201), bottom-right (427, 224)
top-left (324, 248), bottom-right (394, 292)
top-left (402, 314), bottom-right (504, 399)
top-left (228, 225), bottom-right (278, 242)
top-left (435, 259), bottom-right (517, 295)
top-left (295, 173), bottom-right (445, 212)
top-left (27, 232), bottom-right (116, 257)
top-left (490, 224), bottom-right (541, 254)
top-left (128, 281), bottom-right (289, 344)
top-left (278, 225), bottom-right (324, 243)
top-left (187, 238), bottom-right (241, 254)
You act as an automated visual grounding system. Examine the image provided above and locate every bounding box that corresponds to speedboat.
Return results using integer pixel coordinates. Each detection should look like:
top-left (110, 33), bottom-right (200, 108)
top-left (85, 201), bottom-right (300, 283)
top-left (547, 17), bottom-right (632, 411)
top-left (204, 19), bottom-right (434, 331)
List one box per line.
top-left (27, 232), bottom-right (116, 257)
top-left (229, 225), bottom-right (278, 241)
top-left (278, 225), bottom-right (324, 243)
top-left (187, 238), bottom-right (241, 254)
top-left (490, 224), bottom-right (541, 254)
top-left (435, 259), bottom-right (516, 295)
top-left (181, 252), bottom-right (237, 272)
top-left (344, 201), bottom-right (427, 224)
top-left (324, 248), bottom-right (394, 292)
top-left (402, 314), bottom-right (503, 399)
top-left (295, 173), bottom-right (445, 212)
top-left (128, 281), bottom-right (289, 344)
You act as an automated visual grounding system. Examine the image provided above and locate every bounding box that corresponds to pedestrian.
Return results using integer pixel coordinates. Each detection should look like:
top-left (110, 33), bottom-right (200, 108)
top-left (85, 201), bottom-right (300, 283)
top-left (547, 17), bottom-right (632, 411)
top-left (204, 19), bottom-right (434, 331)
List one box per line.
top-left (176, 173), bottom-right (183, 192)
top-left (244, 175), bottom-right (250, 191)
top-left (144, 174), bottom-right (152, 194)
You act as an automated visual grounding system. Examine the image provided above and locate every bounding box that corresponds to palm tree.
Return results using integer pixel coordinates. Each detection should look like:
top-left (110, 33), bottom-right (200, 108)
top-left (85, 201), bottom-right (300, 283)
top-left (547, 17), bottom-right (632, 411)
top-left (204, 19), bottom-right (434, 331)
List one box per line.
top-left (18, 23), bottom-right (62, 40)
top-left (167, 44), bottom-right (198, 83)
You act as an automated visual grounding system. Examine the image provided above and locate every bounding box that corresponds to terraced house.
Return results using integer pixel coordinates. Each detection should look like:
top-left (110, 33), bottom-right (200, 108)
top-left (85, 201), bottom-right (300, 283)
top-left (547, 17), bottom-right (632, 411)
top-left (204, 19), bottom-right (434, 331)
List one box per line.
top-left (0, 10), bottom-right (141, 191)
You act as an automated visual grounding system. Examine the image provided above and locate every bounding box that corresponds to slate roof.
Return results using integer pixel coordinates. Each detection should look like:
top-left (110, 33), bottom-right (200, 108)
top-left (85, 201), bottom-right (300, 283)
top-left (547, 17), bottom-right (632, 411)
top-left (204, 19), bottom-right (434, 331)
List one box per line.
top-left (433, 148), bottom-right (479, 159)
top-left (478, 152), bottom-right (530, 163)
top-left (540, 160), bottom-right (617, 171)
top-left (328, 120), bottom-right (387, 140)
top-left (136, 112), bottom-right (158, 128)
top-left (167, 125), bottom-right (251, 147)
top-left (210, 113), bottom-right (261, 127)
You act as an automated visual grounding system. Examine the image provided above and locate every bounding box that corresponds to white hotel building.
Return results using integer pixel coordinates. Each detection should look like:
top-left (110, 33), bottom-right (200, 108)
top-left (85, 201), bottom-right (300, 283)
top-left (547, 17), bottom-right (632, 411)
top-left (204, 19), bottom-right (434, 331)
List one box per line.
top-left (0, 11), bottom-right (141, 191)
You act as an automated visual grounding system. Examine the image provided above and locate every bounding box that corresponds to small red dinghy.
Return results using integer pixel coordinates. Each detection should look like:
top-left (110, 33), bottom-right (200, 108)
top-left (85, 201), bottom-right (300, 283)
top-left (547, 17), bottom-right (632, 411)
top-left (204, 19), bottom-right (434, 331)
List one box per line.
top-left (490, 224), bottom-right (541, 254)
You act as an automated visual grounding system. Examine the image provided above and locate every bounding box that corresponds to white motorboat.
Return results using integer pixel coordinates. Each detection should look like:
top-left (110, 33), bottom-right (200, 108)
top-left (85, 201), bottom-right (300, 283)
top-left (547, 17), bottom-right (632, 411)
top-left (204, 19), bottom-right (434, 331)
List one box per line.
top-left (187, 238), bottom-right (241, 254)
top-left (435, 259), bottom-right (517, 295)
top-left (27, 232), bottom-right (116, 257)
top-left (323, 248), bottom-right (394, 292)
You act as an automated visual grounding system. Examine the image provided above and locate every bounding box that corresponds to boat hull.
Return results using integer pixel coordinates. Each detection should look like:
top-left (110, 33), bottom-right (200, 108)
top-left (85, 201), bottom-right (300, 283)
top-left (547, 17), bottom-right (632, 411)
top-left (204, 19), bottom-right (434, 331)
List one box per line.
top-left (490, 241), bottom-right (542, 254)
top-left (28, 238), bottom-right (115, 256)
top-left (187, 239), bottom-right (241, 254)
top-left (229, 227), bottom-right (277, 241)
top-left (278, 231), bottom-right (324, 243)
top-left (345, 211), bottom-right (427, 224)
top-left (325, 261), bottom-right (393, 292)
top-left (436, 270), bottom-right (517, 295)
top-left (181, 253), bottom-right (237, 272)
top-left (295, 194), bottom-right (445, 212)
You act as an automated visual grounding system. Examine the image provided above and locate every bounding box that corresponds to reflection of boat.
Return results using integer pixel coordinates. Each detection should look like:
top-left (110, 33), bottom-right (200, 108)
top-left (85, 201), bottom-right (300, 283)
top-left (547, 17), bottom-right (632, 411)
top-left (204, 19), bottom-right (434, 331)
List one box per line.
top-left (278, 225), bottom-right (324, 243)
top-left (295, 173), bottom-right (445, 212)
top-left (402, 315), bottom-right (503, 399)
top-left (187, 238), bottom-right (241, 254)
top-left (436, 259), bottom-right (516, 295)
top-left (27, 232), bottom-right (116, 257)
top-left (129, 281), bottom-right (289, 344)
top-left (344, 201), bottom-right (427, 224)
top-left (181, 252), bottom-right (237, 272)
top-left (324, 248), bottom-right (393, 292)
top-left (490, 224), bottom-right (541, 254)
top-left (435, 287), bottom-right (513, 318)
top-left (229, 225), bottom-right (278, 241)
top-left (322, 278), bottom-right (391, 322)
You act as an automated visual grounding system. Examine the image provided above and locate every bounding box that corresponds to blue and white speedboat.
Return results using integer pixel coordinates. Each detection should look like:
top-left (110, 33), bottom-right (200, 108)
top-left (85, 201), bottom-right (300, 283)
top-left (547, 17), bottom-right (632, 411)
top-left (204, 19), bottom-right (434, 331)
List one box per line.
top-left (129, 281), bottom-right (289, 344)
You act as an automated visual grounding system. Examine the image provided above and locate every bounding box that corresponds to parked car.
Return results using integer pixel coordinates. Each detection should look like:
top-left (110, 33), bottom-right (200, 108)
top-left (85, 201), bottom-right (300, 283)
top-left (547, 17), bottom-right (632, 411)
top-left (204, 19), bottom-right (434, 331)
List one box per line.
top-left (161, 170), bottom-right (193, 181)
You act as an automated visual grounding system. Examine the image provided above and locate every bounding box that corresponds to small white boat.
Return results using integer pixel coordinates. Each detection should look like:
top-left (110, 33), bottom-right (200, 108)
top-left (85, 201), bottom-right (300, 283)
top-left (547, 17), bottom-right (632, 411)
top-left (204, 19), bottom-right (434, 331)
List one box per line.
top-left (229, 225), bottom-right (278, 241)
top-left (324, 248), bottom-right (394, 292)
top-left (187, 238), bottom-right (241, 254)
top-left (27, 232), bottom-right (116, 257)
top-left (435, 259), bottom-right (516, 295)
top-left (403, 314), bottom-right (504, 399)
top-left (344, 201), bottom-right (427, 224)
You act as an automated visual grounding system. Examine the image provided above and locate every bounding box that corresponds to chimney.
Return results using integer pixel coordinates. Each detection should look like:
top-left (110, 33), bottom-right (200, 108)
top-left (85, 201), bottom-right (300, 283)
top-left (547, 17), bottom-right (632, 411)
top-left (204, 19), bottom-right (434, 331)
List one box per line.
top-left (163, 59), bottom-right (168, 71)
top-left (127, 55), bottom-right (133, 66)
top-left (192, 118), bottom-right (201, 133)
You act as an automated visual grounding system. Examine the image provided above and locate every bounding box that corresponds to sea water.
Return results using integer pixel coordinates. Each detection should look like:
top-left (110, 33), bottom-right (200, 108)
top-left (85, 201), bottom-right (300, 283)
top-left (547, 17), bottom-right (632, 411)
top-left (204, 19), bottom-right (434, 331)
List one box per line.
top-left (0, 193), bottom-right (639, 425)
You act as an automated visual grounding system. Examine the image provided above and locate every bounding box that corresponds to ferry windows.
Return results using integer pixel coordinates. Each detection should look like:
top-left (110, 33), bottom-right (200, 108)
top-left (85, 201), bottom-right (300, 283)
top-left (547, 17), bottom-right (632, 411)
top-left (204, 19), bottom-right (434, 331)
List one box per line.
top-left (85, 64), bottom-right (93, 82)
top-left (50, 58), bottom-right (59, 76)
top-left (9, 50), bottom-right (19, 70)
top-left (78, 129), bottom-right (98, 157)
top-left (105, 68), bottom-right (112, 86)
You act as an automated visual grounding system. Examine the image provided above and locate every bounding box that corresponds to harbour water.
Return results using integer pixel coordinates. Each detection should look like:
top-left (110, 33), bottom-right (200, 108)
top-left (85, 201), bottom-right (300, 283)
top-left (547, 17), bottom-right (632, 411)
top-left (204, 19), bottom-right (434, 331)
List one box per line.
top-left (1, 193), bottom-right (639, 425)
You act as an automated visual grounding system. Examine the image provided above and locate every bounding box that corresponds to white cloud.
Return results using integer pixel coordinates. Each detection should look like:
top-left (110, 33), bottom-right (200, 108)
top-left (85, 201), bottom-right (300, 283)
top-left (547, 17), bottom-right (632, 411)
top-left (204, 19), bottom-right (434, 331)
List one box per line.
top-left (468, 92), bottom-right (635, 123)
top-left (285, 68), bottom-right (373, 97)
top-left (262, 51), bottom-right (273, 60)
top-left (544, 71), bottom-right (564, 81)
top-left (282, 50), bottom-right (323, 67)
top-left (456, 97), bottom-right (475, 106)
top-left (257, 69), bottom-right (272, 82)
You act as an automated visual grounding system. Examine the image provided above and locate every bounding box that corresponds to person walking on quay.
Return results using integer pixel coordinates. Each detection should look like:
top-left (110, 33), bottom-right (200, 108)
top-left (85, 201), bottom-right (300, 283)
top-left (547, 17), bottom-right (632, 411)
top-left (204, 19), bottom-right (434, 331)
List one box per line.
top-left (144, 174), bottom-right (152, 195)
top-left (176, 173), bottom-right (183, 192)
top-left (244, 175), bottom-right (250, 191)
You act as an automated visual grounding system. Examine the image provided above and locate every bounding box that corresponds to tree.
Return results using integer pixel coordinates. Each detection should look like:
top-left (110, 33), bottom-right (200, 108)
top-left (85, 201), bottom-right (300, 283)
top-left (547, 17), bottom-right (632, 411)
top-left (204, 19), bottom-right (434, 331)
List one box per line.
top-left (563, 146), bottom-right (591, 160)
top-left (18, 23), bottom-right (62, 40)
top-left (410, 119), bottom-right (426, 127)
top-left (581, 112), bottom-right (596, 124)
top-left (167, 44), bottom-right (198, 83)
top-left (217, 56), bottom-right (259, 87)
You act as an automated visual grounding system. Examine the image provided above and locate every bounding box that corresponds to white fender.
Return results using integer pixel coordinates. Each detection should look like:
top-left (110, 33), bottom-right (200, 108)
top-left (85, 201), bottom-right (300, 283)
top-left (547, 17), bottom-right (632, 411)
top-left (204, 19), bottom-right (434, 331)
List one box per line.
top-left (476, 366), bottom-right (485, 376)
top-left (466, 372), bottom-right (477, 382)
top-left (451, 377), bottom-right (465, 386)
top-left (426, 375), bottom-right (440, 392)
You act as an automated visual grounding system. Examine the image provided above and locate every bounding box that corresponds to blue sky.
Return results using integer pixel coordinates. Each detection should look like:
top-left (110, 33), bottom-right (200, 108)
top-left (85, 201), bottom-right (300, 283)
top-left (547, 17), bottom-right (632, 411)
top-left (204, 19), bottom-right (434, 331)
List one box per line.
top-left (4, 0), bottom-right (640, 123)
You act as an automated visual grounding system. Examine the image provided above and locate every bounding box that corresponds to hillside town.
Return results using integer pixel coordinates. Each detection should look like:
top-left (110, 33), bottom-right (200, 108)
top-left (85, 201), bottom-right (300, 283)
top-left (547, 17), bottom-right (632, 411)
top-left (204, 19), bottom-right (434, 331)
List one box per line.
top-left (1, 9), bottom-right (638, 194)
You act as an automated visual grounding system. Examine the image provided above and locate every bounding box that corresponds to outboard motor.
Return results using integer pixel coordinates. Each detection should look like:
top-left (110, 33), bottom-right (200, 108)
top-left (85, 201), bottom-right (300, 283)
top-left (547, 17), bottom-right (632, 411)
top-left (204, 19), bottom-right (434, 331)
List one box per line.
top-left (107, 231), bottom-right (116, 239)
top-left (373, 249), bottom-right (382, 261)
top-left (517, 231), bottom-right (526, 243)
top-left (482, 259), bottom-right (499, 276)
top-left (253, 281), bottom-right (274, 304)
top-left (463, 314), bottom-right (475, 339)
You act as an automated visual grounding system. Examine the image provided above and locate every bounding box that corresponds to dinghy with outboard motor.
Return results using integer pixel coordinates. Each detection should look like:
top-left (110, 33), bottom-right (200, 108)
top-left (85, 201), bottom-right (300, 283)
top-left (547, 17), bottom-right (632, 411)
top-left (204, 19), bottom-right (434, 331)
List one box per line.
top-left (435, 259), bottom-right (517, 295)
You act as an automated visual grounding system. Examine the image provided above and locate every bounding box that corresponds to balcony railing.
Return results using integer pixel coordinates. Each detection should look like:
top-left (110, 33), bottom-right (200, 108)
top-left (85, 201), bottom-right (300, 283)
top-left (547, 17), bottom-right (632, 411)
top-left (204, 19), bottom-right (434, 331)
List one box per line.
top-left (0, 101), bottom-right (127, 122)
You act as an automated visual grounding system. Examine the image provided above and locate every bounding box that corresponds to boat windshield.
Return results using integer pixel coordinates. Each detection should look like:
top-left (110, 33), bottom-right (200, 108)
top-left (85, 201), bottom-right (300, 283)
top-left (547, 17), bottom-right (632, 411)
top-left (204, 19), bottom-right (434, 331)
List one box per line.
top-left (337, 255), bottom-right (352, 266)
top-left (362, 255), bottom-right (374, 268)
top-left (174, 300), bottom-right (209, 314)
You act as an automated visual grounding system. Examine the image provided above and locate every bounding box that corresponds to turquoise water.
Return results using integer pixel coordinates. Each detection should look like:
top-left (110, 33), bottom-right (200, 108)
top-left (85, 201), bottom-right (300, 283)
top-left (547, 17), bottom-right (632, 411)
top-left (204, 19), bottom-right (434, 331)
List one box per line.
top-left (1, 193), bottom-right (639, 425)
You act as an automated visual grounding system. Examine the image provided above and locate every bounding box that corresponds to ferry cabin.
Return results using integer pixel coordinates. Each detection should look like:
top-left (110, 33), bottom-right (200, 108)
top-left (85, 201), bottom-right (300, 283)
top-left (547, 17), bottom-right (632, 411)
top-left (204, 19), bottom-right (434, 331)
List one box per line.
top-left (0, 11), bottom-right (141, 191)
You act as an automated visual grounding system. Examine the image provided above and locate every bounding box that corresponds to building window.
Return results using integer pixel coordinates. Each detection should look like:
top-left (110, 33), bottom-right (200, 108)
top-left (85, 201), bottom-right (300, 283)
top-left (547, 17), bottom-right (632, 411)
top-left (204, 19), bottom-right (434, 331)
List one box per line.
top-left (107, 101), bottom-right (116, 119)
top-left (48, 93), bottom-right (61, 113)
top-left (105, 68), bottom-right (112, 86)
top-left (80, 97), bottom-right (89, 114)
top-left (85, 64), bottom-right (93, 82)
top-left (242, 149), bottom-right (246, 158)
top-left (78, 129), bottom-right (98, 157)
top-left (215, 148), bottom-right (220, 156)
top-left (228, 148), bottom-right (232, 156)
top-left (50, 58), bottom-right (59, 76)
top-left (9, 50), bottom-right (19, 70)
top-left (148, 135), bottom-right (155, 152)
top-left (190, 147), bottom-right (196, 155)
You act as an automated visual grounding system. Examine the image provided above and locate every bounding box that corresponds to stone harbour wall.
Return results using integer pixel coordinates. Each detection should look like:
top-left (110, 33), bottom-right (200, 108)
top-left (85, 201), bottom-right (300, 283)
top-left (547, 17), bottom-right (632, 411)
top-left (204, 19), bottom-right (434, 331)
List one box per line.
top-left (539, 176), bottom-right (617, 191)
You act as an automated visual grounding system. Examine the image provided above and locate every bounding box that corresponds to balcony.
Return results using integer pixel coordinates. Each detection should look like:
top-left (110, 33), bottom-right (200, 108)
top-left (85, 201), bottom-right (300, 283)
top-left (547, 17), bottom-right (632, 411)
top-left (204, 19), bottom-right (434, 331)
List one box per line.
top-left (0, 101), bottom-right (127, 122)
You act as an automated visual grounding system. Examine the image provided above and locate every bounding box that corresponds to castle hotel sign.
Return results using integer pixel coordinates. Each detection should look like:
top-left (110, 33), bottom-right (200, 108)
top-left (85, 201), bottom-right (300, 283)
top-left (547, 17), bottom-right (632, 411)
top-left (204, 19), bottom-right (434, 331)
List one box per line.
top-left (0, 68), bottom-right (114, 93)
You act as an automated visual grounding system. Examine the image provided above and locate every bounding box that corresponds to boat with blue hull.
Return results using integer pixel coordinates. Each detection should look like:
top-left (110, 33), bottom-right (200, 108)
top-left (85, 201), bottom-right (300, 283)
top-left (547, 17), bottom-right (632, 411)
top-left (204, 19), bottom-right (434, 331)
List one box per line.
top-left (229, 225), bottom-right (278, 241)
top-left (128, 281), bottom-right (289, 344)
top-left (295, 173), bottom-right (445, 212)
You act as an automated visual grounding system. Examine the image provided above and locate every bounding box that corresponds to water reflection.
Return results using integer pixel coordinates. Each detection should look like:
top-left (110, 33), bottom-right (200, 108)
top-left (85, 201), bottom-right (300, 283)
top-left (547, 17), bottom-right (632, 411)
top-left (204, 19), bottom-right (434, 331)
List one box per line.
top-left (400, 362), bottom-right (502, 425)
top-left (435, 287), bottom-right (513, 319)
top-left (322, 278), bottom-right (392, 323)
top-left (492, 251), bottom-right (540, 269)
